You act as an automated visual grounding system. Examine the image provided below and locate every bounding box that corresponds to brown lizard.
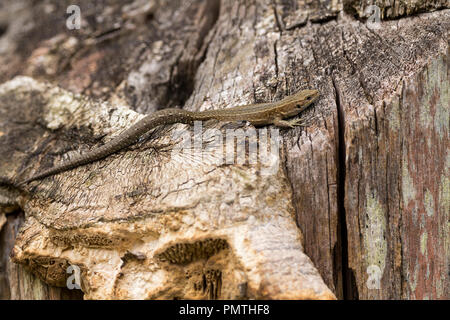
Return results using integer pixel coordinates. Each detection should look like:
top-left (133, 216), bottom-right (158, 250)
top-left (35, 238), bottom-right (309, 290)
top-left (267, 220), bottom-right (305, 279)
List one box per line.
top-left (22, 89), bottom-right (319, 184)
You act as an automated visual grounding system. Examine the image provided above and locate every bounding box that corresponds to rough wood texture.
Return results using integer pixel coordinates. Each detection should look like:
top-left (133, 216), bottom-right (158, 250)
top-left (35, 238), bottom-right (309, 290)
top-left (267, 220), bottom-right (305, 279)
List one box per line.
top-left (0, 211), bottom-right (83, 299)
top-left (1, 77), bottom-right (335, 299)
top-left (0, 0), bottom-right (449, 299)
top-left (344, 0), bottom-right (448, 19)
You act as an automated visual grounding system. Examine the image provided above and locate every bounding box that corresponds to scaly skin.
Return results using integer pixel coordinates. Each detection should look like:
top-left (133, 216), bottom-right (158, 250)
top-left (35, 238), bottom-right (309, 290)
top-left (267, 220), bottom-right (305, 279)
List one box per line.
top-left (22, 89), bottom-right (319, 183)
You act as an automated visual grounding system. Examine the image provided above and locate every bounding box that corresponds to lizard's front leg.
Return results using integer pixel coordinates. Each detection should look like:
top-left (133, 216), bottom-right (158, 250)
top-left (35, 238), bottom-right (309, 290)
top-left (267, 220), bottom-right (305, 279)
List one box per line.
top-left (272, 117), bottom-right (308, 128)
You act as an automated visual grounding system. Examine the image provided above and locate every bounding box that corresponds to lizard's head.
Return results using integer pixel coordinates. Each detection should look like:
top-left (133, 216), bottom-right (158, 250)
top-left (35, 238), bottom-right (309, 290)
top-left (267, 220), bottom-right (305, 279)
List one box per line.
top-left (291, 89), bottom-right (319, 109)
top-left (278, 89), bottom-right (319, 118)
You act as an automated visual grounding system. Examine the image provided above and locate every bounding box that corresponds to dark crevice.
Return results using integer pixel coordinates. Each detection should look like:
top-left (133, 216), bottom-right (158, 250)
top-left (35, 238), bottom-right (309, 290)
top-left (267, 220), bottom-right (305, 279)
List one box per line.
top-left (332, 75), bottom-right (357, 300)
top-left (374, 107), bottom-right (379, 136)
top-left (310, 14), bottom-right (338, 25)
top-left (273, 40), bottom-right (279, 92)
top-left (145, 12), bottom-right (154, 23)
top-left (271, 0), bottom-right (284, 33)
top-left (167, 0), bottom-right (221, 109)
top-left (0, 23), bottom-right (7, 37)
top-left (93, 26), bottom-right (122, 41)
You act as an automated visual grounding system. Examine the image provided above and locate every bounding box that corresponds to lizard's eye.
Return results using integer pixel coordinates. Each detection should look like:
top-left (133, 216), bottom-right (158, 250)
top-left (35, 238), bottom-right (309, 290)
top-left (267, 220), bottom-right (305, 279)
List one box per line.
top-left (306, 96), bottom-right (312, 100)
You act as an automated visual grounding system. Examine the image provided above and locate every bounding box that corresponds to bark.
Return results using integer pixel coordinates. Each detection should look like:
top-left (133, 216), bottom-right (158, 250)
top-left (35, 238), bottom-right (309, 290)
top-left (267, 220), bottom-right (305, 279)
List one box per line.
top-left (0, 0), bottom-right (448, 299)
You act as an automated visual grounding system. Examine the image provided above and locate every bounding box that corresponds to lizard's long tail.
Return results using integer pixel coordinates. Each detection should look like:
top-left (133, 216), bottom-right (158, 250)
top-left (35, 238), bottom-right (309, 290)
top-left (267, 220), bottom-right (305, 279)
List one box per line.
top-left (21, 109), bottom-right (199, 184)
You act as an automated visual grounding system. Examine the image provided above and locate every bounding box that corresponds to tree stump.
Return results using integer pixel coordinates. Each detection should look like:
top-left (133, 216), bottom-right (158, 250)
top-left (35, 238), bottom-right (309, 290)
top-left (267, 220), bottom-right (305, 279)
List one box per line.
top-left (0, 0), bottom-right (448, 299)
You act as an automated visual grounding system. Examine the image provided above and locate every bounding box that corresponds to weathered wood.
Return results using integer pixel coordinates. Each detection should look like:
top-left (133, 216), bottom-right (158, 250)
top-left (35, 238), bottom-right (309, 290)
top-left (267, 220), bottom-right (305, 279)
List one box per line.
top-left (0, 211), bottom-right (83, 299)
top-left (344, 0), bottom-right (448, 19)
top-left (0, 0), bottom-right (448, 299)
top-left (1, 76), bottom-right (336, 300)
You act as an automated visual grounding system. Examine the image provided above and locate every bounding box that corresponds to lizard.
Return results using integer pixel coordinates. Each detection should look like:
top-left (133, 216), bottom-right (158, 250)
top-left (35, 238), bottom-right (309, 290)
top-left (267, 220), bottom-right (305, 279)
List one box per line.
top-left (21, 89), bottom-right (319, 184)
